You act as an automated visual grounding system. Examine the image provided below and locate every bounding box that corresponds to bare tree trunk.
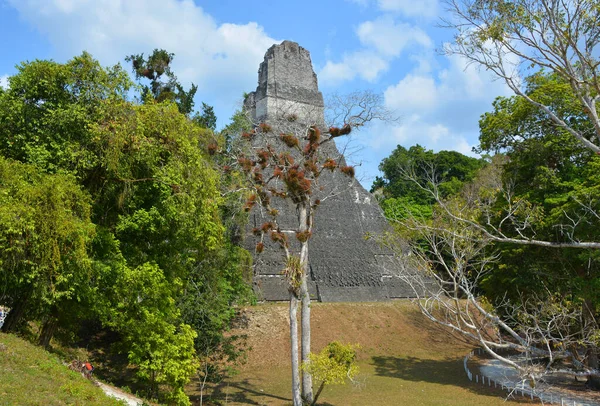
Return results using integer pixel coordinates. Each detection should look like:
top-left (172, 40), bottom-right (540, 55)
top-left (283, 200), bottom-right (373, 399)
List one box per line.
top-left (290, 291), bottom-right (302, 406)
top-left (300, 277), bottom-right (312, 403)
top-left (38, 309), bottom-right (59, 348)
top-left (587, 350), bottom-right (600, 389)
top-left (311, 381), bottom-right (326, 406)
top-left (1, 289), bottom-right (31, 333)
top-left (298, 205), bottom-right (313, 404)
top-left (583, 299), bottom-right (600, 389)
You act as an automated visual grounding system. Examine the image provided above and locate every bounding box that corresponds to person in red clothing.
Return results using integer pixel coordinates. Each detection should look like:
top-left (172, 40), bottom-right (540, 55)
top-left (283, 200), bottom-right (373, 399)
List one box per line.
top-left (84, 362), bottom-right (94, 378)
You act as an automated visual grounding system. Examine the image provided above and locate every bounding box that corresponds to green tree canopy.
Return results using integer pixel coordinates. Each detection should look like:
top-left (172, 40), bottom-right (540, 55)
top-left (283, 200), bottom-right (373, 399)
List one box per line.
top-left (392, 71), bottom-right (600, 389)
top-left (0, 52), bottom-right (250, 403)
top-left (0, 53), bottom-right (131, 175)
top-left (0, 157), bottom-right (94, 345)
top-left (373, 145), bottom-right (485, 220)
top-left (476, 72), bottom-right (600, 308)
top-left (126, 49), bottom-right (198, 116)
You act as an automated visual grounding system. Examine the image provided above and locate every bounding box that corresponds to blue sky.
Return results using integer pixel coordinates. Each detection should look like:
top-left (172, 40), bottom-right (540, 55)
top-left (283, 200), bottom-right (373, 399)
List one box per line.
top-left (0, 0), bottom-right (512, 188)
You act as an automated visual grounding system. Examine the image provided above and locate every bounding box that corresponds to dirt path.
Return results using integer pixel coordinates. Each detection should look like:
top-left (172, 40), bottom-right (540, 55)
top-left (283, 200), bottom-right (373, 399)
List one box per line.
top-left (97, 381), bottom-right (144, 406)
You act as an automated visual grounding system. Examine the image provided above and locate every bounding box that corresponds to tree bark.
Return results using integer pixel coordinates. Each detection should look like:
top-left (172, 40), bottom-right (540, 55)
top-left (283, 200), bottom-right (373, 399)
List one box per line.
top-left (583, 299), bottom-right (600, 389)
top-left (311, 381), bottom-right (326, 406)
top-left (1, 288), bottom-right (31, 333)
top-left (38, 308), bottom-right (59, 348)
top-left (290, 291), bottom-right (302, 406)
top-left (298, 205), bottom-right (313, 404)
top-left (300, 276), bottom-right (313, 403)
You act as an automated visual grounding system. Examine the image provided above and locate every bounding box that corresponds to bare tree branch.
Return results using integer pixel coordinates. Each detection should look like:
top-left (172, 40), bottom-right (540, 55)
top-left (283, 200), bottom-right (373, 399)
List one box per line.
top-left (442, 0), bottom-right (600, 153)
top-left (325, 90), bottom-right (399, 129)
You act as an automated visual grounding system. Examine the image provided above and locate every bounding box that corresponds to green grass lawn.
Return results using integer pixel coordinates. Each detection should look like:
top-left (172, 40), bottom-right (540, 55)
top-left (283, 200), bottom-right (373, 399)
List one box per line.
top-left (192, 302), bottom-right (539, 405)
top-left (0, 332), bottom-right (124, 406)
top-left (202, 355), bottom-right (537, 406)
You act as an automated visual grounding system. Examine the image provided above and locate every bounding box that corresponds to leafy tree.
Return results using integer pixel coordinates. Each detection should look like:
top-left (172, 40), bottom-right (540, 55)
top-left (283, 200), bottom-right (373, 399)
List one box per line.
top-left (104, 262), bottom-right (198, 404)
top-left (0, 53), bottom-right (247, 403)
top-left (380, 197), bottom-right (433, 222)
top-left (193, 102), bottom-right (217, 131)
top-left (373, 145), bottom-right (484, 220)
top-left (394, 71), bottom-right (600, 389)
top-left (89, 98), bottom-right (224, 277)
top-left (0, 157), bottom-right (94, 346)
top-left (178, 243), bottom-right (253, 367)
top-left (126, 49), bottom-right (198, 116)
top-left (302, 342), bottom-right (359, 406)
top-left (0, 53), bottom-right (131, 175)
top-left (443, 0), bottom-right (600, 154)
top-left (477, 72), bottom-right (598, 296)
top-left (89, 98), bottom-right (229, 402)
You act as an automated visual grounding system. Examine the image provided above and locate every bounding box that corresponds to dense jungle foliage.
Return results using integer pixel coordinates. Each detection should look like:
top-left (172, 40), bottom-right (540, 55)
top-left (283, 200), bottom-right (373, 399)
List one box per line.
top-left (0, 52), bottom-right (252, 404)
top-left (374, 71), bottom-right (600, 388)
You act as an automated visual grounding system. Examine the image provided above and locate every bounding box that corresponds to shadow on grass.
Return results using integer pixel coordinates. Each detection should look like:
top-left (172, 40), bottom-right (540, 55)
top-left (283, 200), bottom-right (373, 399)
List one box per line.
top-left (404, 308), bottom-right (474, 349)
top-left (190, 378), bottom-right (293, 406)
top-left (371, 355), bottom-right (534, 403)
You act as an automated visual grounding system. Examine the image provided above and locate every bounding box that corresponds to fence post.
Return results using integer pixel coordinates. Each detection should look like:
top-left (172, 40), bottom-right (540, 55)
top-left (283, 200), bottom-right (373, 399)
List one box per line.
top-left (476, 375), bottom-right (478, 384)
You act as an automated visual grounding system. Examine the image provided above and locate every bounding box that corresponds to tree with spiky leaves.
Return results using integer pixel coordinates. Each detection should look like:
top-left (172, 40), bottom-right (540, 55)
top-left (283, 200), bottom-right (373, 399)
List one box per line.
top-left (234, 120), bottom-right (353, 406)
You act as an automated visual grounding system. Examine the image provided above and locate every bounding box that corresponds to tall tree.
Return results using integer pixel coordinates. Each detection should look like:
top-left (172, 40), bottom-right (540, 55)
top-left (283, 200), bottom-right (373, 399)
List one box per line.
top-left (443, 0), bottom-right (600, 154)
top-left (0, 157), bottom-right (94, 342)
top-left (373, 145), bottom-right (484, 220)
top-left (233, 90), bottom-right (393, 404)
top-left (234, 121), bottom-right (354, 405)
top-left (0, 53), bottom-right (241, 404)
top-left (126, 49), bottom-right (198, 116)
top-left (391, 71), bottom-right (600, 389)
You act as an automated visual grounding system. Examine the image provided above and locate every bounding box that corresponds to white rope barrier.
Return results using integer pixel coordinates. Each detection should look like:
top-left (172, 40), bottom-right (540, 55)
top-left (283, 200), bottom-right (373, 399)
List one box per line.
top-left (463, 348), bottom-right (589, 406)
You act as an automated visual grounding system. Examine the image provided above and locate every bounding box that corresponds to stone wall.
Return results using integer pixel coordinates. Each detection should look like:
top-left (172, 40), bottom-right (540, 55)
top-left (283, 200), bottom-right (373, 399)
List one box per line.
top-left (244, 41), bottom-right (422, 302)
top-left (245, 41), bottom-right (325, 127)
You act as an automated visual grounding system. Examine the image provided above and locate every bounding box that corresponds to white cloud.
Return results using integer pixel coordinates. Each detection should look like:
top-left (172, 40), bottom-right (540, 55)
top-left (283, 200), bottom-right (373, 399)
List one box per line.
top-left (367, 115), bottom-right (473, 153)
top-left (7, 0), bottom-right (278, 106)
top-left (320, 51), bottom-right (389, 85)
top-left (0, 75), bottom-right (8, 90)
top-left (320, 17), bottom-right (432, 86)
top-left (377, 0), bottom-right (439, 18)
top-left (384, 74), bottom-right (438, 112)
top-left (356, 16), bottom-right (432, 57)
top-left (350, 51), bottom-right (512, 185)
top-left (383, 52), bottom-right (512, 127)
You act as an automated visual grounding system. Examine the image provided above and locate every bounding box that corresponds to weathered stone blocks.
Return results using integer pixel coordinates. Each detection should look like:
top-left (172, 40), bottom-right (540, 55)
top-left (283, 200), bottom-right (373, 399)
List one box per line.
top-left (244, 41), bottom-right (418, 302)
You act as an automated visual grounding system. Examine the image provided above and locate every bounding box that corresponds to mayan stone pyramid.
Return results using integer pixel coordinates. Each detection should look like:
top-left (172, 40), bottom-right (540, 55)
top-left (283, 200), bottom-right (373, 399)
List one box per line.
top-left (243, 41), bottom-right (416, 302)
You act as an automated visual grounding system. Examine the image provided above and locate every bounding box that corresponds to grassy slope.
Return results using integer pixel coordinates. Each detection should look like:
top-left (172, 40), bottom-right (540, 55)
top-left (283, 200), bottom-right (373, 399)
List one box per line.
top-left (0, 332), bottom-right (124, 406)
top-left (193, 301), bottom-right (537, 406)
